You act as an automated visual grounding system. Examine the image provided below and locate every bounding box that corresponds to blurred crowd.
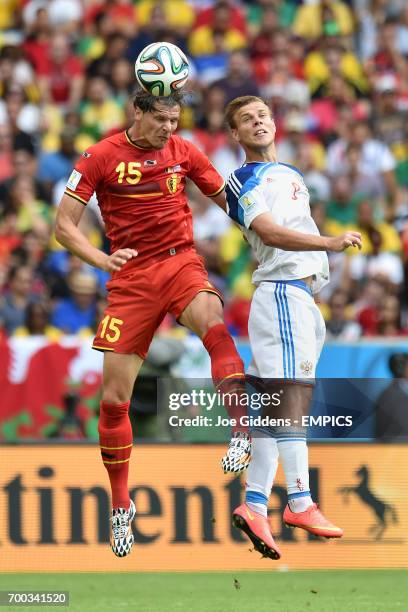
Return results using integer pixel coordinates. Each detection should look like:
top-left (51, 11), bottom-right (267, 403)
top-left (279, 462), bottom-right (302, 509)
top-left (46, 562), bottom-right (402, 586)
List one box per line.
top-left (1, 0), bottom-right (408, 342)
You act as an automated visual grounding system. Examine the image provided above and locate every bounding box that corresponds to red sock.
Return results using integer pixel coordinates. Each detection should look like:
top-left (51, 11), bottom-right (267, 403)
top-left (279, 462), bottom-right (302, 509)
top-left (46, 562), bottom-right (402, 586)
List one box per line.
top-left (202, 323), bottom-right (248, 434)
top-left (98, 400), bottom-right (133, 509)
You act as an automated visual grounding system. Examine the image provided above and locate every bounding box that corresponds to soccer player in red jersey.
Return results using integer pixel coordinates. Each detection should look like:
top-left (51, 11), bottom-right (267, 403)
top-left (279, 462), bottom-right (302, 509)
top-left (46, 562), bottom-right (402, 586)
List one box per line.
top-left (55, 90), bottom-right (251, 557)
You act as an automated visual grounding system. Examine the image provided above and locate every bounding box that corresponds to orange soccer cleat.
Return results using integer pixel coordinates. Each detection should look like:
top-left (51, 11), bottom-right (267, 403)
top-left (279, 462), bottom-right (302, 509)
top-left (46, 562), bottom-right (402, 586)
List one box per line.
top-left (283, 503), bottom-right (343, 538)
top-left (232, 503), bottom-right (282, 560)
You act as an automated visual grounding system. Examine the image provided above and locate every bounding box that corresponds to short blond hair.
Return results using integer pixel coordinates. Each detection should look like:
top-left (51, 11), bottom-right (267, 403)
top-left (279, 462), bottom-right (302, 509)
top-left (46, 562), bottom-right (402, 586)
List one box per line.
top-left (224, 96), bottom-right (271, 129)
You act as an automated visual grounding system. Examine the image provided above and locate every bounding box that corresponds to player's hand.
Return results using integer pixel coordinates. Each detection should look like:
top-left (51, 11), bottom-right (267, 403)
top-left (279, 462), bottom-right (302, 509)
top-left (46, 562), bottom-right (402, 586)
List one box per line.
top-left (326, 232), bottom-right (362, 253)
top-left (104, 249), bottom-right (138, 272)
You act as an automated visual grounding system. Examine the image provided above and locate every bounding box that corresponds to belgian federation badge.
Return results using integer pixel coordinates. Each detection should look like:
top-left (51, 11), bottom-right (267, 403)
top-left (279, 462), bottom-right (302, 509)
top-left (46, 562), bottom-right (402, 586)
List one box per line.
top-left (166, 173), bottom-right (180, 194)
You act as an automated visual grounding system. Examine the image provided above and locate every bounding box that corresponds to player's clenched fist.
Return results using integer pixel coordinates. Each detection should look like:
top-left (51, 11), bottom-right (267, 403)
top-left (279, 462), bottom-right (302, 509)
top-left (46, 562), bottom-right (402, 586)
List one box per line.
top-left (104, 248), bottom-right (138, 272)
top-left (326, 232), bottom-right (362, 252)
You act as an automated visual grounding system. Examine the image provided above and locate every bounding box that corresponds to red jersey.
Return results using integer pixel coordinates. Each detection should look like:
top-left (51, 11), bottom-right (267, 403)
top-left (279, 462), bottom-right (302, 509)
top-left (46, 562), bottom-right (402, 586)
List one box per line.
top-left (64, 131), bottom-right (225, 268)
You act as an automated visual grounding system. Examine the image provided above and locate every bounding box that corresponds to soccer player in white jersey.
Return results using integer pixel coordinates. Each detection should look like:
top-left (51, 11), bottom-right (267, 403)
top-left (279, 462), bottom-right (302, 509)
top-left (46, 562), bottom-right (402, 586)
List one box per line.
top-left (223, 96), bottom-right (362, 560)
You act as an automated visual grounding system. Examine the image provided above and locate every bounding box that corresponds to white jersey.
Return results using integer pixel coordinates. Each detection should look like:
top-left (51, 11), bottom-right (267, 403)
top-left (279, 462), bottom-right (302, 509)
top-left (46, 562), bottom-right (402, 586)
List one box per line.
top-left (225, 161), bottom-right (329, 293)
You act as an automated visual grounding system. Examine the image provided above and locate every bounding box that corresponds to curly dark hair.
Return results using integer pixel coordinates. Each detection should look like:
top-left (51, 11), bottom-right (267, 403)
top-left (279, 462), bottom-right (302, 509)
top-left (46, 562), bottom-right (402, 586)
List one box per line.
top-left (132, 87), bottom-right (185, 112)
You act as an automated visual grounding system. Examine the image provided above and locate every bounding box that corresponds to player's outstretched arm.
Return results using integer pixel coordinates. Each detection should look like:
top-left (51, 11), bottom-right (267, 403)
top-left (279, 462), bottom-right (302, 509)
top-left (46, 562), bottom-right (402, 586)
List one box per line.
top-left (211, 190), bottom-right (227, 212)
top-left (55, 194), bottom-right (138, 272)
top-left (251, 213), bottom-right (362, 252)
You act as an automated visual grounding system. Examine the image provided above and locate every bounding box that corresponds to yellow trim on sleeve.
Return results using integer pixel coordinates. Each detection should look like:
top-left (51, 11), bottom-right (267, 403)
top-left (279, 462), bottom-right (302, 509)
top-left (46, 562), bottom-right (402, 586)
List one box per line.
top-left (64, 189), bottom-right (88, 205)
top-left (206, 182), bottom-right (225, 197)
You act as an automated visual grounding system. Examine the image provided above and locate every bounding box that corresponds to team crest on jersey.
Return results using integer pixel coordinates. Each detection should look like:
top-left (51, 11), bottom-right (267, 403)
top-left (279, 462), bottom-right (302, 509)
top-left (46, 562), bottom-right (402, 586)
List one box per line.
top-left (166, 173), bottom-right (180, 194)
top-left (300, 361), bottom-right (313, 376)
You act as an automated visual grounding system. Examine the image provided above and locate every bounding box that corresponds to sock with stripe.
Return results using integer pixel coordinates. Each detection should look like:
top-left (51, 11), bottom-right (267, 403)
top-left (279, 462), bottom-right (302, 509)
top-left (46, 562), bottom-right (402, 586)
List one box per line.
top-left (202, 323), bottom-right (247, 434)
top-left (245, 434), bottom-right (279, 517)
top-left (98, 400), bottom-right (133, 509)
top-left (277, 437), bottom-right (313, 512)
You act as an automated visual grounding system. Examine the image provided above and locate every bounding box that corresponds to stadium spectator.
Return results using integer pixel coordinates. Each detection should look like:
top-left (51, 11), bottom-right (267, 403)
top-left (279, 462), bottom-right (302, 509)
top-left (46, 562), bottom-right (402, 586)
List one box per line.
top-left (375, 352), bottom-right (408, 441)
top-left (87, 33), bottom-right (129, 81)
top-left (23, 0), bottom-right (83, 34)
top-left (0, 265), bottom-right (36, 334)
top-left (51, 271), bottom-right (98, 334)
top-left (296, 141), bottom-right (331, 202)
top-left (326, 289), bottom-right (362, 341)
top-left (372, 74), bottom-right (408, 162)
top-left (213, 50), bottom-right (259, 104)
top-left (0, 148), bottom-right (49, 247)
top-left (326, 120), bottom-right (398, 215)
top-left (304, 38), bottom-right (368, 98)
top-left (0, 212), bottom-right (21, 265)
top-left (110, 58), bottom-right (134, 106)
top-left (188, 1), bottom-right (247, 58)
top-left (137, 0), bottom-right (195, 37)
top-left (36, 32), bottom-right (84, 107)
top-left (375, 294), bottom-right (408, 336)
top-left (0, 123), bottom-right (14, 182)
top-left (79, 76), bottom-right (125, 142)
top-left (5, 175), bottom-right (51, 240)
top-left (37, 128), bottom-right (78, 199)
top-left (292, 0), bottom-right (354, 41)
top-left (13, 300), bottom-right (62, 339)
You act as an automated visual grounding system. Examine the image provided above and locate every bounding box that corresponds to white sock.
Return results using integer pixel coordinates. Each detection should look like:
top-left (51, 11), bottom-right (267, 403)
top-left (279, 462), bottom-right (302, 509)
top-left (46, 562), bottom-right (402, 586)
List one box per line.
top-left (277, 438), bottom-right (313, 512)
top-left (245, 434), bottom-right (279, 518)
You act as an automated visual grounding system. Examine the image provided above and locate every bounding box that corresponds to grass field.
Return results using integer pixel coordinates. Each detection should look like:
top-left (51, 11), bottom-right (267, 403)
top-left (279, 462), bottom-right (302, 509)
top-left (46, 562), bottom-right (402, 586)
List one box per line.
top-left (0, 571), bottom-right (406, 611)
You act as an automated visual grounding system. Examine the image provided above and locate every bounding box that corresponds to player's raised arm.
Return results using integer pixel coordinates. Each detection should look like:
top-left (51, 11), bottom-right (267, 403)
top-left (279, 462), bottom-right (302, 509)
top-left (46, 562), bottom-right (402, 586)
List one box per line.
top-left (55, 145), bottom-right (138, 273)
top-left (250, 212), bottom-right (362, 252)
top-left (55, 194), bottom-right (138, 272)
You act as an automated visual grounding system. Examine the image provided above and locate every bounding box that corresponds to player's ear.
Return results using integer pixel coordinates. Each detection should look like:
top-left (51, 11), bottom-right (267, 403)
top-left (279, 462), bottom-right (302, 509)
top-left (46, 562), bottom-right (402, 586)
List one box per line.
top-left (230, 128), bottom-right (240, 144)
top-left (134, 106), bottom-right (143, 122)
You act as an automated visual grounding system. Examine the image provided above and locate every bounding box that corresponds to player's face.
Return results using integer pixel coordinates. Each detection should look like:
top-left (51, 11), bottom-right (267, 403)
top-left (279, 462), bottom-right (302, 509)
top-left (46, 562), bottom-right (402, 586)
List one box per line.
top-left (135, 103), bottom-right (180, 149)
top-left (232, 102), bottom-right (276, 151)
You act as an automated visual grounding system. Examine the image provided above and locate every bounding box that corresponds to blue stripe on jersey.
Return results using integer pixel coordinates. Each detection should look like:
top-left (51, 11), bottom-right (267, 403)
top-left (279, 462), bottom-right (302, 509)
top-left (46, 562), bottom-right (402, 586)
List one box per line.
top-left (279, 162), bottom-right (304, 178)
top-left (226, 161), bottom-right (303, 227)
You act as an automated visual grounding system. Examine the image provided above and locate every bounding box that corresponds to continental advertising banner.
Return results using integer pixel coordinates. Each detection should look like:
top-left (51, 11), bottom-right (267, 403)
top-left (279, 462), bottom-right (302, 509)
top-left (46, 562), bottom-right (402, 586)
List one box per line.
top-left (0, 445), bottom-right (406, 571)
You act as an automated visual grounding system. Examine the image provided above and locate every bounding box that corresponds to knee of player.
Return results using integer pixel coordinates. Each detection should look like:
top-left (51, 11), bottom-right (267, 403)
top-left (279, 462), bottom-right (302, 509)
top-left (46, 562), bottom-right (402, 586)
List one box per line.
top-left (102, 387), bottom-right (132, 406)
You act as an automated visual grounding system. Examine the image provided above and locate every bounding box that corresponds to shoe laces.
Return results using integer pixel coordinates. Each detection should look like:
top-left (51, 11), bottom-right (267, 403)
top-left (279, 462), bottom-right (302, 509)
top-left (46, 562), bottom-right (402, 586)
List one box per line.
top-left (111, 507), bottom-right (130, 539)
top-left (227, 433), bottom-right (250, 457)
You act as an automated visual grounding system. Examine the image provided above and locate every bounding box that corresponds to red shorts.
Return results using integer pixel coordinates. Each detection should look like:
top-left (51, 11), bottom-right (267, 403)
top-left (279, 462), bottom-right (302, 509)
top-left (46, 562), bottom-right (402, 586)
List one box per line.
top-left (92, 249), bottom-right (222, 358)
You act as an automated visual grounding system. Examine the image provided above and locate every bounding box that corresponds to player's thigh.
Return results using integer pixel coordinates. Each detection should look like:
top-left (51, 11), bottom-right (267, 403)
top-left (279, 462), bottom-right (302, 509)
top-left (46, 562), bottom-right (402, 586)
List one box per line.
top-left (102, 352), bottom-right (144, 404)
top-left (93, 271), bottom-right (164, 359)
top-left (178, 290), bottom-right (223, 337)
top-left (248, 283), bottom-right (287, 379)
top-left (167, 252), bottom-right (224, 337)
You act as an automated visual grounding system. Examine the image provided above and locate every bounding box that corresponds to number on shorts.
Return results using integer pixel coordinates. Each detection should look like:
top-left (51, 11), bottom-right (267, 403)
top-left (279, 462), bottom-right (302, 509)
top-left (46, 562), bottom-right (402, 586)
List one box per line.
top-left (100, 316), bottom-right (123, 343)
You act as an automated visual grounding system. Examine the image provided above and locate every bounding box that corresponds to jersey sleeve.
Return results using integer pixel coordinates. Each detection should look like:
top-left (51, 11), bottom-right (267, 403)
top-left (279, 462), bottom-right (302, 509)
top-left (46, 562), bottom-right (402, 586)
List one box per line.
top-left (64, 146), bottom-right (105, 205)
top-left (185, 140), bottom-right (225, 197)
top-left (226, 173), bottom-right (270, 229)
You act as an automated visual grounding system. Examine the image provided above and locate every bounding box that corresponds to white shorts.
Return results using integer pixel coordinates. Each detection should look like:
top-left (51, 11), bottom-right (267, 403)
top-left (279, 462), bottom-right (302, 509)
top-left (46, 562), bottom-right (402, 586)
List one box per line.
top-left (247, 280), bottom-right (326, 381)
